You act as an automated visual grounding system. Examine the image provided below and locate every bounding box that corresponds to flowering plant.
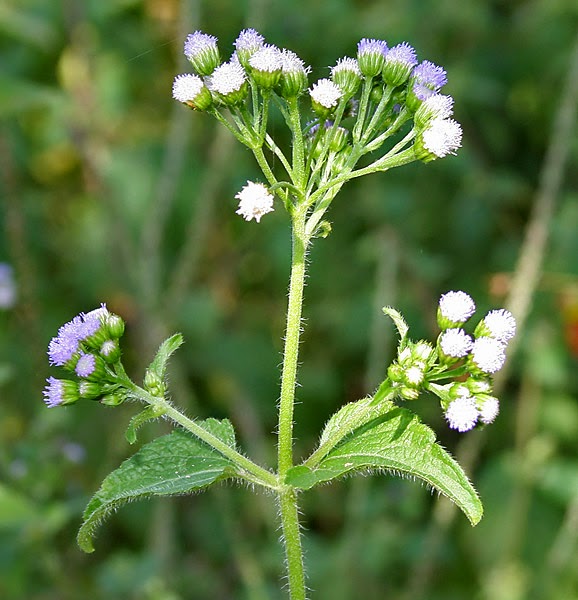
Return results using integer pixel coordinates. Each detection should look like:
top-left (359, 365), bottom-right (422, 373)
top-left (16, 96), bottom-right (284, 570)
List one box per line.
top-left (44, 29), bottom-right (515, 599)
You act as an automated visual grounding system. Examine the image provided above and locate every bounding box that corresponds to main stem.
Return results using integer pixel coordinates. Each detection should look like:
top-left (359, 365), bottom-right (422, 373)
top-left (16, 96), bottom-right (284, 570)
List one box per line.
top-left (277, 205), bottom-right (309, 599)
top-left (278, 207), bottom-right (308, 476)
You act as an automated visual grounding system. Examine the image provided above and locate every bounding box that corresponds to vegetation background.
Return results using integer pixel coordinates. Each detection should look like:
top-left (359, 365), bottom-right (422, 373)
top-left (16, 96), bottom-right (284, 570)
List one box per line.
top-left (1, 0), bottom-right (577, 598)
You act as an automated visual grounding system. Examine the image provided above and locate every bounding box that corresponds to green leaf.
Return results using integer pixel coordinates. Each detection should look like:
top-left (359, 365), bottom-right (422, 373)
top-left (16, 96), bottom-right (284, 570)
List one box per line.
top-left (382, 306), bottom-right (409, 344)
top-left (124, 405), bottom-right (166, 444)
top-left (306, 391), bottom-right (396, 466)
top-left (289, 404), bottom-right (483, 526)
top-left (147, 333), bottom-right (184, 379)
top-left (78, 418), bottom-right (238, 553)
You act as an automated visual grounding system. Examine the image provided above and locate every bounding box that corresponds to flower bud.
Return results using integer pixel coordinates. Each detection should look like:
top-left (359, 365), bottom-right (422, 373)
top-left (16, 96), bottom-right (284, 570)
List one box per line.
top-left (278, 49), bottom-right (309, 98)
top-left (184, 31), bottom-right (220, 76)
top-left (79, 380), bottom-right (102, 400)
top-left (100, 339), bottom-right (121, 364)
top-left (414, 118), bottom-right (463, 162)
top-left (144, 369), bottom-right (166, 398)
top-left (437, 291), bottom-right (475, 329)
top-left (309, 79), bottom-right (343, 118)
top-left (100, 393), bottom-right (124, 407)
top-left (206, 61), bottom-right (248, 106)
top-left (248, 45), bottom-right (283, 89)
top-left (357, 38), bottom-right (388, 77)
top-left (234, 28), bottom-right (265, 68)
top-left (331, 57), bottom-right (362, 96)
top-left (172, 74), bottom-right (213, 111)
top-left (43, 377), bottom-right (79, 408)
top-left (382, 42), bottom-right (417, 87)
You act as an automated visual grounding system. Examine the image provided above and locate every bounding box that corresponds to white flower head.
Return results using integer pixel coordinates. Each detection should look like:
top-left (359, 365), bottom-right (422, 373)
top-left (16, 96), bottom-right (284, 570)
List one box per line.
top-left (440, 328), bottom-right (473, 358)
top-left (405, 365), bottom-right (424, 386)
top-left (445, 395), bottom-right (479, 432)
top-left (280, 49), bottom-right (309, 74)
top-left (309, 78), bottom-right (343, 109)
top-left (249, 44), bottom-right (283, 72)
top-left (331, 57), bottom-right (361, 78)
top-left (235, 181), bottom-right (275, 223)
top-left (206, 61), bottom-right (246, 95)
top-left (478, 396), bottom-right (500, 424)
top-left (483, 309), bottom-right (517, 343)
top-left (415, 94), bottom-right (454, 127)
top-left (172, 74), bottom-right (205, 103)
top-left (439, 291), bottom-right (476, 323)
top-left (422, 117), bottom-right (463, 157)
top-left (471, 337), bottom-right (506, 374)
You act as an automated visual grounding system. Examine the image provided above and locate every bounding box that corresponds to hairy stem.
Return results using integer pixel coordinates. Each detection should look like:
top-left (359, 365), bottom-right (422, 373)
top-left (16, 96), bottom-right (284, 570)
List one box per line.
top-left (278, 207), bottom-right (309, 477)
top-left (279, 488), bottom-right (307, 600)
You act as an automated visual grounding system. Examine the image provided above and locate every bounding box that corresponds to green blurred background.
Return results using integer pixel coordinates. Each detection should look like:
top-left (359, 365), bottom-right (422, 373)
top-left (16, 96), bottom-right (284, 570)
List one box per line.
top-left (1, 0), bottom-right (578, 598)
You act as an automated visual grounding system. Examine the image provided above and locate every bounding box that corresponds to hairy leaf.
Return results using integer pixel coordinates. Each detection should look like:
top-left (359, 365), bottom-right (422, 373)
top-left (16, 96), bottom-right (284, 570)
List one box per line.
top-left (289, 405), bottom-right (483, 525)
top-left (382, 306), bottom-right (409, 345)
top-left (147, 333), bottom-right (184, 380)
top-left (308, 393), bottom-right (396, 465)
top-left (78, 419), bottom-right (238, 552)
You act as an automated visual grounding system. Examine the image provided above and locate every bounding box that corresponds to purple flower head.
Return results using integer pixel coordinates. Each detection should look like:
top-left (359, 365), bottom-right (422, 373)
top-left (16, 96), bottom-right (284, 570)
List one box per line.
top-left (183, 31), bottom-right (220, 76)
top-left (357, 38), bottom-right (389, 77)
top-left (75, 352), bottom-right (96, 378)
top-left (412, 82), bottom-right (436, 102)
top-left (43, 376), bottom-right (64, 407)
top-left (383, 42), bottom-right (418, 87)
top-left (357, 38), bottom-right (389, 58)
top-left (48, 317), bottom-right (82, 366)
top-left (184, 31), bottom-right (218, 60)
top-left (412, 60), bottom-right (448, 91)
top-left (43, 377), bottom-right (78, 408)
top-left (234, 28), bottom-right (265, 56)
top-left (47, 305), bottom-right (109, 366)
top-left (385, 42), bottom-right (417, 69)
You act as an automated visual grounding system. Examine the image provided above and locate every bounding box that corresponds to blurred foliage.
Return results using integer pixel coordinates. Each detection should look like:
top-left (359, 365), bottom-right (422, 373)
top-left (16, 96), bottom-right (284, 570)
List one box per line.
top-left (1, 0), bottom-right (578, 598)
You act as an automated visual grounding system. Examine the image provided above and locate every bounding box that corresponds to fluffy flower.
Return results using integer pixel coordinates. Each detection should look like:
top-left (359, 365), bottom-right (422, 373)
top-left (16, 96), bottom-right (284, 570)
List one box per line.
top-left (235, 181), bottom-right (275, 223)
top-left (309, 78), bottom-right (343, 109)
top-left (47, 305), bottom-right (110, 366)
top-left (414, 94), bottom-right (454, 126)
top-left (280, 49), bottom-right (309, 74)
top-left (439, 328), bottom-right (473, 358)
top-left (331, 57), bottom-right (362, 95)
top-left (482, 309), bottom-right (517, 343)
top-left (172, 73), bottom-right (205, 103)
top-left (439, 291), bottom-right (476, 324)
top-left (184, 31), bottom-right (220, 75)
top-left (206, 61), bottom-right (247, 95)
top-left (385, 42), bottom-right (417, 68)
top-left (357, 38), bottom-right (389, 77)
top-left (383, 42), bottom-right (418, 86)
top-left (471, 337), bottom-right (507, 374)
top-left (234, 28), bottom-right (265, 56)
top-left (478, 396), bottom-right (500, 424)
top-left (412, 60), bottom-right (448, 90)
top-left (43, 377), bottom-right (78, 408)
top-left (331, 57), bottom-right (361, 78)
top-left (75, 353), bottom-right (96, 378)
top-left (249, 44), bottom-right (283, 72)
top-left (445, 395), bottom-right (479, 432)
top-left (422, 118), bottom-right (463, 158)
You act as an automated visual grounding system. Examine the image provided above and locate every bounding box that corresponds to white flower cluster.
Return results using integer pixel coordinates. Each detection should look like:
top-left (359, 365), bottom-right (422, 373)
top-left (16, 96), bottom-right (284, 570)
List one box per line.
top-left (433, 291), bottom-right (516, 432)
